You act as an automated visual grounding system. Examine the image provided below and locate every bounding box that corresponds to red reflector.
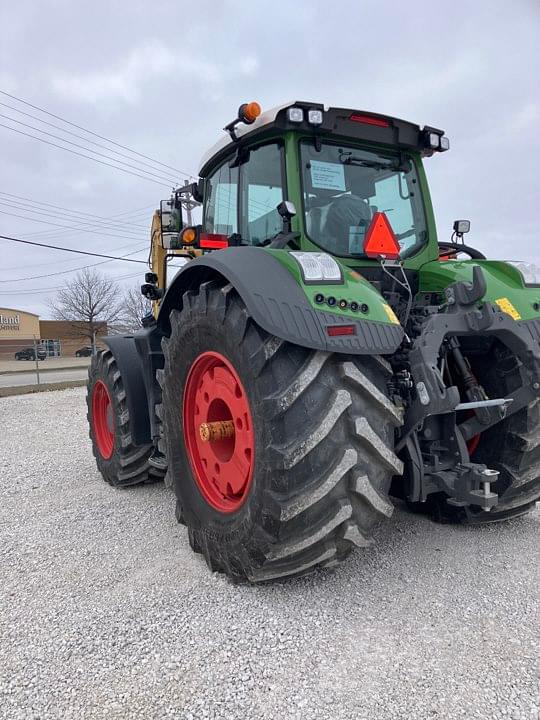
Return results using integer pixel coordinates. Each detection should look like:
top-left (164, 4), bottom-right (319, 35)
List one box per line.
top-left (326, 325), bottom-right (356, 337)
top-left (364, 212), bottom-right (401, 260)
top-left (349, 114), bottom-right (389, 128)
top-left (199, 233), bottom-right (229, 249)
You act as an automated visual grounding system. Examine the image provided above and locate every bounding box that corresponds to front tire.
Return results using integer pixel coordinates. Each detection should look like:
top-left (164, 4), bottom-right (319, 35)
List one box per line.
top-left (159, 282), bottom-right (403, 582)
top-left (464, 343), bottom-right (540, 521)
top-left (87, 349), bottom-right (165, 487)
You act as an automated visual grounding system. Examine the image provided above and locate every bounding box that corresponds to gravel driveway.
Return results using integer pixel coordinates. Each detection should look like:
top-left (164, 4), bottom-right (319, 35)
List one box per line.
top-left (1, 388), bottom-right (538, 720)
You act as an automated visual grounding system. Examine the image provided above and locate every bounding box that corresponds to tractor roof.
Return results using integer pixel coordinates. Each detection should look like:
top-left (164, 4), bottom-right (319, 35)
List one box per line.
top-left (198, 101), bottom-right (448, 177)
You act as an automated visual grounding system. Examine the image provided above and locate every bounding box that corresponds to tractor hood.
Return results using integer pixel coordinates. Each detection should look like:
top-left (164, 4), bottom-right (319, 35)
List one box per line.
top-left (418, 259), bottom-right (540, 322)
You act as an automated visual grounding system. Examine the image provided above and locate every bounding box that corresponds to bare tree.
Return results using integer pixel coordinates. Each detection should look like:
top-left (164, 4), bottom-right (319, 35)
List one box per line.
top-left (120, 286), bottom-right (152, 332)
top-left (49, 268), bottom-right (123, 346)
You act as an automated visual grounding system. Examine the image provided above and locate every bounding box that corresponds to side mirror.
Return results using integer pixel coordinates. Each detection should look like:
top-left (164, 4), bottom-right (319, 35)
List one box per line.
top-left (160, 198), bottom-right (184, 249)
top-left (160, 198), bottom-right (183, 233)
top-left (453, 219), bottom-right (470, 238)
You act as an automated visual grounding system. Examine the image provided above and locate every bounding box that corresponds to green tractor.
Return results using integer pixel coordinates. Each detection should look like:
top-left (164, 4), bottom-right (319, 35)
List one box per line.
top-left (87, 101), bottom-right (540, 582)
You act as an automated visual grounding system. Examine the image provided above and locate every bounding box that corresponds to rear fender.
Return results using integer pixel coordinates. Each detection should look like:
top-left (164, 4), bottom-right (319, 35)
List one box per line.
top-left (158, 247), bottom-right (404, 355)
top-left (102, 335), bottom-right (151, 446)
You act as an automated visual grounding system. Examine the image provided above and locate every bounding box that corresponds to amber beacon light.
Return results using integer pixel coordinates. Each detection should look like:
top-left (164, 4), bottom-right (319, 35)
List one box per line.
top-left (240, 101), bottom-right (261, 124)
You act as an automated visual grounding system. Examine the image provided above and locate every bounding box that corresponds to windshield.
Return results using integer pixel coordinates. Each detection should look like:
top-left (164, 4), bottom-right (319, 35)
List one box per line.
top-left (300, 140), bottom-right (427, 258)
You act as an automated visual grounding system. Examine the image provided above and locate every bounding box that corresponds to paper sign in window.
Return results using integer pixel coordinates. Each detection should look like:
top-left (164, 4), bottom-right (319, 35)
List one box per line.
top-left (310, 161), bottom-right (346, 191)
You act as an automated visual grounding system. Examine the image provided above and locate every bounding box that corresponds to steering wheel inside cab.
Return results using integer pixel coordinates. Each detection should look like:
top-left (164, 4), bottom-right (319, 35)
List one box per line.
top-left (438, 219), bottom-right (486, 260)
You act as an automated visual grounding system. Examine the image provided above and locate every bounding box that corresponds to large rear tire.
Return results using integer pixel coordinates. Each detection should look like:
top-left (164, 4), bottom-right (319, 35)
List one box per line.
top-left (87, 349), bottom-right (165, 487)
top-left (159, 281), bottom-right (403, 582)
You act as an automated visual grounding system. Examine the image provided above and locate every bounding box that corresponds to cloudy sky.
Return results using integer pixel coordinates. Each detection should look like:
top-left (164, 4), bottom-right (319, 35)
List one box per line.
top-left (1, 0), bottom-right (539, 317)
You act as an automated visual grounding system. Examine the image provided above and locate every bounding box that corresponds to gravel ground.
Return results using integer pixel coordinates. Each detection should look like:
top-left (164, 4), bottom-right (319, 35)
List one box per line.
top-left (0, 388), bottom-right (539, 720)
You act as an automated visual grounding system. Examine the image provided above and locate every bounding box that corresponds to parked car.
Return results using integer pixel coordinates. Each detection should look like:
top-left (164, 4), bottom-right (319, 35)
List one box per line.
top-left (15, 347), bottom-right (47, 361)
top-left (75, 346), bottom-right (94, 357)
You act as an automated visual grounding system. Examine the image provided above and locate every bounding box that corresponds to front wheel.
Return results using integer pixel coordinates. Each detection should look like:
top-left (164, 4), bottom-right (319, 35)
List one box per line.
top-left (87, 349), bottom-right (165, 487)
top-left (159, 282), bottom-right (403, 582)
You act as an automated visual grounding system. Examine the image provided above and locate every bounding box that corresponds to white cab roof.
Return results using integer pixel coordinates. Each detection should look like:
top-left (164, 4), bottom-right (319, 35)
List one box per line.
top-left (198, 102), bottom-right (296, 175)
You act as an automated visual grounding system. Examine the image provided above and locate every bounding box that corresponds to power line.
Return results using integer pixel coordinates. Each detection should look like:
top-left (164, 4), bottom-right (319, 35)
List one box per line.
top-left (0, 199), bottom-right (146, 239)
top-left (0, 270), bottom-right (144, 294)
top-left (115, 204), bottom-right (156, 218)
top-left (3, 230), bottom-right (150, 272)
top-left (0, 122), bottom-right (172, 188)
top-left (0, 112), bottom-right (180, 185)
top-left (0, 191), bottom-right (149, 230)
top-left (0, 200), bottom-right (148, 239)
top-left (0, 89), bottom-right (194, 179)
top-left (0, 233), bottom-right (148, 268)
top-left (0, 248), bottom-right (148, 282)
top-left (21, 204), bottom-right (155, 242)
top-left (19, 203), bottom-right (155, 241)
top-left (0, 208), bottom-right (151, 242)
top-left (0, 101), bottom-right (190, 181)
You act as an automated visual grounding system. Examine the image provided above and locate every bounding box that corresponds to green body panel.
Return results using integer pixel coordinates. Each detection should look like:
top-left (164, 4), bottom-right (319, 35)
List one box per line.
top-left (418, 260), bottom-right (540, 322)
top-left (264, 248), bottom-right (399, 325)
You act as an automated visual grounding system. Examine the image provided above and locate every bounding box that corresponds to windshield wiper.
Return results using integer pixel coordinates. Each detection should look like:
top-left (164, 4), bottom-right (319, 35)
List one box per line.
top-left (338, 150), bottom-right (408, 172)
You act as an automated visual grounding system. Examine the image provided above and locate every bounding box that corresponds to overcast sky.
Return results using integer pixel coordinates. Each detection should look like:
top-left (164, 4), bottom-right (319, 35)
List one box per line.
top-left (1, 0), bottom-right (539, 317)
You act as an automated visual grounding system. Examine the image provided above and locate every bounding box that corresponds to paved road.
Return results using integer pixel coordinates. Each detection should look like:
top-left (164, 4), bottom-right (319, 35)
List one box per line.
top-left (0, 367), bottom-right (88, 388)
top-left (0, 388), bottom-right (538, 720)
top-left (0, 357), bottom-right (91, 373)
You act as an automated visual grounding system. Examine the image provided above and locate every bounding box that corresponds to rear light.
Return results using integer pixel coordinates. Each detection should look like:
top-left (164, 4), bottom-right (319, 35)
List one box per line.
top-left (181, 227), bottom-right (197, 245)
top-left (326, 325), bottom-right (356, 337)
top-left (199, 233), bottom-right (229, 249)
top-left (349, 114), bottom-right (389, 128)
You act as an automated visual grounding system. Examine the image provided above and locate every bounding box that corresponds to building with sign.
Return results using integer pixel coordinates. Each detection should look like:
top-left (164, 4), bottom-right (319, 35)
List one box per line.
top-left (0, 306), bottom-right (107, 359)
top-left (0, 307), bottom-right (41, 359)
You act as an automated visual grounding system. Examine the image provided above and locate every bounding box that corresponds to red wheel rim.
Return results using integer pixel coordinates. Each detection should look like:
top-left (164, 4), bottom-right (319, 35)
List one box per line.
top-left (182, 351), bottom-right (255, 513)
top-left (92, 380), bottom-right (115, 459)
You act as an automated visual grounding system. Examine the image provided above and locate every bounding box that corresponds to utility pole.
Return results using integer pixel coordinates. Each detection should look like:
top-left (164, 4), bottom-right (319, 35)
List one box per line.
top-left (181, 179), bottom-right (199, 227)
top-left (33, 334), bottom-right (40, 385)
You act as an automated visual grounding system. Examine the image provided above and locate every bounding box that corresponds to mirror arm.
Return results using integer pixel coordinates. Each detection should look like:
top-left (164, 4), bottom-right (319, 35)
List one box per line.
top-left (267, 231), bottom-right (301, 250)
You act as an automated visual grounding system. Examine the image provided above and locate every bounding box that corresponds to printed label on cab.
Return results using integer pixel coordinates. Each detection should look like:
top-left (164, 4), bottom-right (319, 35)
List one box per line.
top-left (310, 160), bottom-right (346, 191)
top-left (495, 297), bottom-right (521, 321)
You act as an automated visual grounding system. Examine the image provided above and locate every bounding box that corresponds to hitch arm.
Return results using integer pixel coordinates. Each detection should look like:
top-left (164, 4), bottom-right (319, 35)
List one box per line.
top-left (459, 384), bottom-right (535, 440)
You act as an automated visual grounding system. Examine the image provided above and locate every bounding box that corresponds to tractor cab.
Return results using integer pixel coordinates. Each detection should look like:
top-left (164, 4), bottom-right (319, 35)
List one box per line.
top-left (146, 101), bottom-right (453, 300)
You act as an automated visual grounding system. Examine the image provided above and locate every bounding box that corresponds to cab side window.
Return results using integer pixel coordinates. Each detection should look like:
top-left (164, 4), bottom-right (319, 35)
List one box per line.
top-left (240, 143), bottom-right (284, 245)
top-left (204, 162), bottom-right (238, 235)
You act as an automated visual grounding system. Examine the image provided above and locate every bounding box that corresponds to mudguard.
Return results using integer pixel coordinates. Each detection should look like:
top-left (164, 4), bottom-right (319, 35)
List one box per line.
top-left (102, 335), bottom-right (152, 446)
top-left (158, 247), bottom-right (404, 355)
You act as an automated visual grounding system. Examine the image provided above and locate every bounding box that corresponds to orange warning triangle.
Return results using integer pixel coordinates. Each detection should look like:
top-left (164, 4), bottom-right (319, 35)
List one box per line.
top-left (364, 212), bottom-right (401, 259)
